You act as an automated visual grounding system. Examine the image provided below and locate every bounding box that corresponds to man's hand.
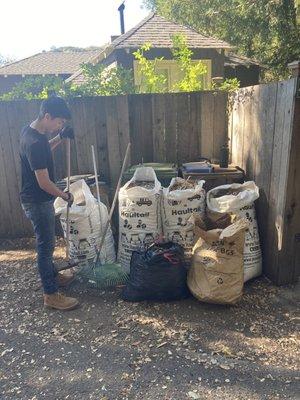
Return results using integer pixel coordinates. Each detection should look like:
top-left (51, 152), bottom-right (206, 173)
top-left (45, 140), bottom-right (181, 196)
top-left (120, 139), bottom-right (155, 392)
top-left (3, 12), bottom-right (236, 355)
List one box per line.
top-left (59, 126), bottom-right (74, 140)
top-left (63, 191), bottom-right (74, 208)
top-left (35, 169), bottom-right (72, 200)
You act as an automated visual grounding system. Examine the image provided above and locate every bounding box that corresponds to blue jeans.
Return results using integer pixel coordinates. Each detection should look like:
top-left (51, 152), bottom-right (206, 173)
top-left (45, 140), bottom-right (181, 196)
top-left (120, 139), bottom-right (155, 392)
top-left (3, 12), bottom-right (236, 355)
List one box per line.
top-left (22, 201), bottom-right (58, 294)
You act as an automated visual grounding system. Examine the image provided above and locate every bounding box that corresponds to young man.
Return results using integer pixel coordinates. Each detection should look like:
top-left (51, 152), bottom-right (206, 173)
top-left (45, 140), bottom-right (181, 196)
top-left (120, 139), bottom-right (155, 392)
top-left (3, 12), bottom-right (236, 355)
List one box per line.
top-left (20, 96), bottom-right (79, 311)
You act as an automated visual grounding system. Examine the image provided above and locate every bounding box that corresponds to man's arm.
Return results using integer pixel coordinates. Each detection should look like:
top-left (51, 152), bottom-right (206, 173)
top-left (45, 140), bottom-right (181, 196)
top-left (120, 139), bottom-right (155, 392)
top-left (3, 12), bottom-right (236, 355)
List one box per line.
top-left (49, 134), bottom-right (63, 151)
top-left (49, 127), bottom-right (75, 152)
top-left (35, 169), bottom-right (69, 200)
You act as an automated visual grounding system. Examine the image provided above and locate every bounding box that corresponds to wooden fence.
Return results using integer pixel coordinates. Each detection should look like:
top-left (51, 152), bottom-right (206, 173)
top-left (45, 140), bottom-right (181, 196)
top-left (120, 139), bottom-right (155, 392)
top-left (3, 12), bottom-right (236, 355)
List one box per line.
top-left (230, 78), bottom-right (299, 285)
top-left (0, 90), bottom-right (227, 238)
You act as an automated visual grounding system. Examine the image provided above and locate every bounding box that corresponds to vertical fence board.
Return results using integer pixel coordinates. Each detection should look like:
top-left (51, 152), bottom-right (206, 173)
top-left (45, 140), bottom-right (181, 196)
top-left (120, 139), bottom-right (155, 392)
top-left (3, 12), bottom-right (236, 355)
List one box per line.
top-left (213, 92), bottom-right (228, 160)
top-left (106, 96), bottom-right (122, 189)
top-left (128, 95), bottom-right (143, 165)
top-left (275, 79), bottom-right (298, 284)
top-left (242, 89), bottom-right (256, 179)
top-left (152, 94), bottom-right (166, 163)
top-left (116, 95), bottom-right (131, 163)
top-left (164, 93), bottom-right (177, 163)
top-left (189, 93), bottom-right (201, 162)
top-left (253, 83), bottom-right (277, 254)
top-left (280, 95), bottom-right (300, 284)
top-left (176, 93), bottom-right (191, 164)
top-left (92, 97), bottom-right (109, 182)
top-left (200, 92), bottom-right (214, 160)
top-left (0, 104), bottom-right (24, 235)
top-left (230, 91), bottom-right (245, 168)
top-left (140, 94), bottom-right (154, 163)
top-left (0, 104), bottom-right (15, 236)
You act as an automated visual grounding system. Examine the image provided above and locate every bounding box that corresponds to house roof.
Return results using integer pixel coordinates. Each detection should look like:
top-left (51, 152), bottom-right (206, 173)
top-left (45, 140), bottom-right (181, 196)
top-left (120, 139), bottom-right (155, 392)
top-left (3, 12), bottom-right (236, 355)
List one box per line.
top-left (112, 13), bottom-right (232, 49)
top-left (67, 13), bottom-right (232, 85)
top-left (0, 49), bottom-right (102, 76)
top-left (225, 52), bottom-right (260, 67)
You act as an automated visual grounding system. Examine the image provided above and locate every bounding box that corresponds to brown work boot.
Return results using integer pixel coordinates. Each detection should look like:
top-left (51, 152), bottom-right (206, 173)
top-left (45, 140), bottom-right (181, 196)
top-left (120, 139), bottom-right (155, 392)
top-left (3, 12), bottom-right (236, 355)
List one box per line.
top-left (44, 292), bottom-right (79, 311)
top-left (57, 272), bottom-right (75, 287)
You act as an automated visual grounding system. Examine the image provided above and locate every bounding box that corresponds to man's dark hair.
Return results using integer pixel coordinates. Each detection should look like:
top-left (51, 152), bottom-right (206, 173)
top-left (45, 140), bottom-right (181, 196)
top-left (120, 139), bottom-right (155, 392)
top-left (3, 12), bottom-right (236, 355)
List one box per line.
top-left (39, 96), bottom-right (71, 120)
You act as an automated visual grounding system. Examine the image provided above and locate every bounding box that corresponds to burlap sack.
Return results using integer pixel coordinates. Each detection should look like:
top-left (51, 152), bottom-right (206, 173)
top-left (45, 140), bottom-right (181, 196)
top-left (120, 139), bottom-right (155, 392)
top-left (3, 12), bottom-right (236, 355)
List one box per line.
top-left (187, 217), bottom-right (249, 305)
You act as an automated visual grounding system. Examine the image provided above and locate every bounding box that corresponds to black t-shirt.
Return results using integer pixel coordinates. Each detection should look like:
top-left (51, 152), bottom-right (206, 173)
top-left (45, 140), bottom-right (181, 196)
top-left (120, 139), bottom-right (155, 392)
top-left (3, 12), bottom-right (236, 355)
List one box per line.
top-left (19, 126), bottom-right (55, 203)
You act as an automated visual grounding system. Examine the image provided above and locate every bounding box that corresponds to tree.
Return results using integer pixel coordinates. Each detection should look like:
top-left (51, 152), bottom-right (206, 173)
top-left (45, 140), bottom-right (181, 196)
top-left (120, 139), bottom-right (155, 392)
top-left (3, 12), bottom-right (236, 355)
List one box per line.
top-left (171, 33), bottom-right (207, 91)
top-left (0, 76), bottom-right (69, 100)
top-left (133, 43), bottom-right (167, 93)
top-left (71, 63), bottom-right (135, 96)
top-left (144, 0), bottom-right (300, 80)
top-left (0, 64), bottom-right (135, 100)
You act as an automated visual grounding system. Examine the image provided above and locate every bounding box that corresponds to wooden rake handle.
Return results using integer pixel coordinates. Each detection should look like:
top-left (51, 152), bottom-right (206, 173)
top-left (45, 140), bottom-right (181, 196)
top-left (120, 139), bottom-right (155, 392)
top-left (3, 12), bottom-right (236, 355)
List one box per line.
top-left (66, 138), bottom-right (71, 260)
top-left (96, 143), bottom-right (131, 260)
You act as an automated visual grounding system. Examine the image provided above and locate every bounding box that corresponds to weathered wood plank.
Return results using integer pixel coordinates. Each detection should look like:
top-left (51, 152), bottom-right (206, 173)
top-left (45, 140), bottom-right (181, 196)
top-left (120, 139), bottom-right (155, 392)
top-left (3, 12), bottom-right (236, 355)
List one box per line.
top-left (253, 83), bottom-right (277, 256)
top-left (230, 90), bottom-right (245, 168)
top-left (164, 93), bottom-right (177, 164)
top-left (176, 93), bottom-right (191, 164)
top-left (242, 87), bottom-right (256, 179)
top-left (0, 103), bottom-right (15, 236)
top-left (116, 95), bottom-right (131, 163)
top-left (189, 92), bottom-right (201, 162)
top-left (91, 97), bottom-right (110, 183)
top-left (275, 79), bottom-right (298, 284)
top-left (71, 98), bottom-right (90, 174)
top-left (213, 92), bottom-right (228, 161)
top-left (200, 92), bottom-right (214, 161)
top-left (280, 94), bottom-right (300, 284)
top-left (152, 94), bottom-right (166, 163)
top-left (0, 103), bottom-right (25, 236)
top-left (140, 94), bottom-right (153, 163)
top-left (105, 96), bottom-right (122, 189)
top-left (128, 94), bottom-right (143, 165)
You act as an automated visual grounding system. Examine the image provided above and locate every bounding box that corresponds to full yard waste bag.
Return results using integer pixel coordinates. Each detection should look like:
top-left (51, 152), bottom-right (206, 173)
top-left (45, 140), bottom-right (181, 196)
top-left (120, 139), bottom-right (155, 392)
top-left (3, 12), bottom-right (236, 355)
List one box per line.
top-left (162, 178), bottom-right (206, 262)
top-left (187, 216), bottom-right (249, 305)
top-left (118, 167), bottom-right (162, 273)
top-left (54, 179), bottom-right (116, 266)
top-left (122, 242), bottom-right (189, 302)
top-left (206, 181), bottom-right (262, 282)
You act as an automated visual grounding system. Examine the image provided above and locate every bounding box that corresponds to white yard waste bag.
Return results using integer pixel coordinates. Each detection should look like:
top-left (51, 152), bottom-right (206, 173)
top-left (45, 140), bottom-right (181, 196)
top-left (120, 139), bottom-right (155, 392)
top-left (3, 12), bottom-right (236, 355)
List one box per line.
top-left (207, 181), bottom-right (262, 282)
top-left (54, 179), bottom-right (115, 265)
top-left (162, 178), bottom-right (206, 260)
top-left (118, 167), bottom-right (162, 273)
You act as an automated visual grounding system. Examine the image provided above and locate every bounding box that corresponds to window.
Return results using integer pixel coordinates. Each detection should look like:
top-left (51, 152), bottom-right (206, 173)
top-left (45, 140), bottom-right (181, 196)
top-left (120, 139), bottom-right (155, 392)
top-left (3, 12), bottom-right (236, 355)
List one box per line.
top-left (134, 59), bottom-right (212, 92)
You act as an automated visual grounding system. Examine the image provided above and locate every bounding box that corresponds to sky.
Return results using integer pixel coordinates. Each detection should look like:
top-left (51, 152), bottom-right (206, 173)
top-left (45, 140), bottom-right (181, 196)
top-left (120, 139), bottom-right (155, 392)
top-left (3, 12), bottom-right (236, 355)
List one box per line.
top-left (1, 0), bottom-right (150, 61)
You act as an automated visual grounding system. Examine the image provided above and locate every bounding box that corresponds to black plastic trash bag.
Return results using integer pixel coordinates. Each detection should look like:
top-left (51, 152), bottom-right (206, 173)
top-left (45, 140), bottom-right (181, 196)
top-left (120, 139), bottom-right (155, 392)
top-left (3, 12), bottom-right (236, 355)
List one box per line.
top-left (122, 242), bottom-right (190, 302)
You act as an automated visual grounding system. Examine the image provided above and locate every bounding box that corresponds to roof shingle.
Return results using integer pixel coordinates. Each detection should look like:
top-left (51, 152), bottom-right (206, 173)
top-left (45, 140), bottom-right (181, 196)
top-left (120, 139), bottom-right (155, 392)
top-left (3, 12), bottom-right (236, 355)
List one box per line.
top-left (0, 49), bottom-right (102, 76)
top-left (113, 13), bottom-right (232, 49)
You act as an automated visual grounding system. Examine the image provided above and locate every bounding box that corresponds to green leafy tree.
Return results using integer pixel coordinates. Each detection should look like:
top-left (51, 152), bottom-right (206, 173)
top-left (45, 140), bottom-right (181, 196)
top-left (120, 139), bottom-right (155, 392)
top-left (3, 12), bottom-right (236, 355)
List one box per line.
top-left (144, 0), bottom-right (300, 80)
top-left (0, 64), bottom-right (135, 100)
top-left (212, 78), bottom-right (240, 92)
top-left (171, 33), bottom-right (207, 91)
top-left (71, 63), bottom-right (135, 96)
top-left (0, 76), bottom-right (69, 100)
top-left (133, 43), bottom-right (167, 93)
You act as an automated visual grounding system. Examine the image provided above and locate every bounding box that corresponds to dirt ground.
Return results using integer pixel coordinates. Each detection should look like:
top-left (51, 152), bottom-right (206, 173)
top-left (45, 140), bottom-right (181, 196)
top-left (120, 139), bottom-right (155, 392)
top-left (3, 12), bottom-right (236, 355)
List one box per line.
top-left (0, 238), bottom-right (299, 400)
